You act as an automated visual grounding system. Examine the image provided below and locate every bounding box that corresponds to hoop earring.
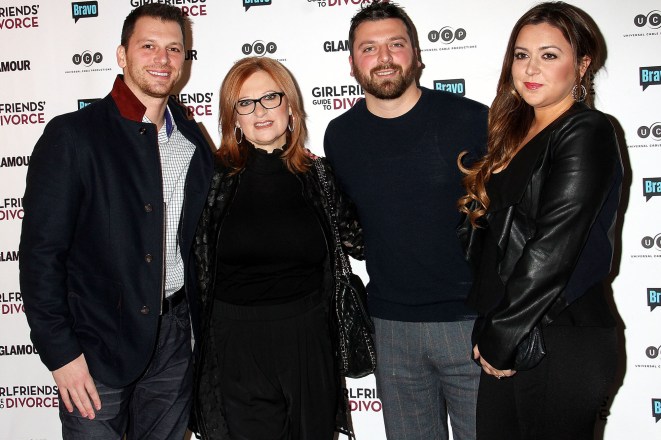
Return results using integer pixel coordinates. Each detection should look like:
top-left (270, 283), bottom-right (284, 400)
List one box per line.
top-left (234, 126), bottom-right (243, 143)
top-left (572, 84), bottom-right (587, 102)
top-left (288, 115), bottom-right (294, 132)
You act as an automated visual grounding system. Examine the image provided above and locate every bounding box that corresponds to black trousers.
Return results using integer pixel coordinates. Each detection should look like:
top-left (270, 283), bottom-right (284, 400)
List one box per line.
top-left (212, 292), bottom-right (337, 440)
top-left (476, 325), bottom-right (617, 440)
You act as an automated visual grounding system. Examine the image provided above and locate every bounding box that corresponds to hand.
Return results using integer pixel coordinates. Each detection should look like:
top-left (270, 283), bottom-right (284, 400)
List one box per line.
top-left (473, 345), bottom-right (516, 379)
top-left (52, 354), bottom-right (101, 419)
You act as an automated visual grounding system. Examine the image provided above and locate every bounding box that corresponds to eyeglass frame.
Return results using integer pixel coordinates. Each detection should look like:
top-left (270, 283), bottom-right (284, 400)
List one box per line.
top-left (234, 92), bottom-right (286, 115)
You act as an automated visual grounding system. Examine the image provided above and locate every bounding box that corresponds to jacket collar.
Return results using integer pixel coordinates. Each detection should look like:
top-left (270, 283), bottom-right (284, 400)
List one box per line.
top-left (110, 74), bottom-right (147, 122)
top-left (487, 102), bottom-right (588, 213)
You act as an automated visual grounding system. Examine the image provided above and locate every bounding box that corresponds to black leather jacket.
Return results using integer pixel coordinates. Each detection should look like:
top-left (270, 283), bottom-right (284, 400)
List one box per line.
top-left (190, 156), bottom-right (363, 439)
top-left (459, 103), bottom-right (623, 370)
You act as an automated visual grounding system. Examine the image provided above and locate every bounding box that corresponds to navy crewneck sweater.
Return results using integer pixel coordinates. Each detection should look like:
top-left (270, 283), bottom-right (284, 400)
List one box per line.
top-left (324, 87), bottom-right (488, 322)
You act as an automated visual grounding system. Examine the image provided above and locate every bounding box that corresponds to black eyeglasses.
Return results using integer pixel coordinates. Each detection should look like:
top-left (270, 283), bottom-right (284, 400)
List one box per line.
top-left (234, 92), bottom-right (285, 115)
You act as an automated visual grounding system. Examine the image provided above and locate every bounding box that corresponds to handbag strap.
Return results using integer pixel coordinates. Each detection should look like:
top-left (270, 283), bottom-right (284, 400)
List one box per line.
top-left (313, 159), bottom-right (352, 279)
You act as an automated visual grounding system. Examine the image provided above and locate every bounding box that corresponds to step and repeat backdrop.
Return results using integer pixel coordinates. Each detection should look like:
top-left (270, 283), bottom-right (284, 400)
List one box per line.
top-left (1, 0), bottom-right (660, 438)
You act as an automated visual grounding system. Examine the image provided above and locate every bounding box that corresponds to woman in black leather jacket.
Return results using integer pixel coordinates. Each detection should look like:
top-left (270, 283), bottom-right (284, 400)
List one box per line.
top-left (190, 57), bottom-right (363, 440)
top-left (458, 3), bottom-right (622, 439)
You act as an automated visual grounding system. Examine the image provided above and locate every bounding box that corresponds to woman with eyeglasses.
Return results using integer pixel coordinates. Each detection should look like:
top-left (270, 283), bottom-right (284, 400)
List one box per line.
top-left (190, 56), bottom-right (363, 440)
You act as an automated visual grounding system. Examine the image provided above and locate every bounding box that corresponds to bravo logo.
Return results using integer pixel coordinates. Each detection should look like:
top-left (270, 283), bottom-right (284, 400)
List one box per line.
top-left (77, 98), bottom-right (100, 110)
top-left (640, 66), bottom-right (661, 91)
top-left (243, 0), bottom-right (271, 11)
top-left (643, 178), bottom-right (661, 201)
top-left (434, 79), bottom-right (466, 97)
top-left (648, 288), bottom-right (661, 311)
top-left (71, 1), bottom-right (98, 23)
top-left (653, 399), bottom-right (661, 422)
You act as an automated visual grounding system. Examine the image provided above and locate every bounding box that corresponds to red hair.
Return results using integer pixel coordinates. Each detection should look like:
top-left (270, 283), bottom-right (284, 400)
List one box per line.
top-left (217, 57), bottom-right (310, 174)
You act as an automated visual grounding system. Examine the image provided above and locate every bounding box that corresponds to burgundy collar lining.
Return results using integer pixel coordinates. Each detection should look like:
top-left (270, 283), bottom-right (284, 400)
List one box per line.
top-left (110, 75), bottom-right (147, 122)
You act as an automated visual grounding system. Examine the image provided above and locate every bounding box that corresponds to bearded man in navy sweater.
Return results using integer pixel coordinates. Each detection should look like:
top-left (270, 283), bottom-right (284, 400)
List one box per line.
top-left (324, 3), bottom-right (488, 439)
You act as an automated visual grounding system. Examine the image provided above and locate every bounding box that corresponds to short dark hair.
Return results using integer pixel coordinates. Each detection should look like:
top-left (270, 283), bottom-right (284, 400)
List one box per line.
top-left (121, 4), bottom-right (187, 47)
top-left (348, 1), bottom-right (418, 56)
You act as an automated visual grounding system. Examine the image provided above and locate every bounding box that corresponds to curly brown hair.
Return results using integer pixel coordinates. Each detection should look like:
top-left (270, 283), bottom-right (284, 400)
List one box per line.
top-left (458, 1), bottom-right (606, 227)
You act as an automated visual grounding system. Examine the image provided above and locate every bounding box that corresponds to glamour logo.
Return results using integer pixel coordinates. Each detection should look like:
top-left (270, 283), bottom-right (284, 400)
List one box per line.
top-left (242, 41), bottom-right (277, 57)
top-left (185, 49), bottom-right (198, 61)
top-left (640, 66), bottom-right (661, 91)
top-left (0, 156), bottom-right (30, 168)
top-left (433, 79), bottom-right (466, 97)
top-left (71, 1), bottom-right (98, 23)
top-left (0, 344), bottom-right (37, 356)
top-left (324, 40), bottom-right (349, 52)
top-left (311, 84), bottom-right (364, 111)
top-left (643, 178), bottom-right (661, 201)
top-left (171, 92), bottom-right (213, 117)
top-left (648, 288), bottom-right (661, 311)
top-left (243, 0), bottom-right (271, 11)
top-left (0, 5), bottom-right (39, 29)
top-left (0, 59), bottom-right (30, 72)
top-left (428, 26), bottom-right (467, 44)
top-left (72, 51), bottom-right (103, 67)
top-left (634, 10), bottom-right (661, 29)
top-left (0, 251), bottom-right (19, 262)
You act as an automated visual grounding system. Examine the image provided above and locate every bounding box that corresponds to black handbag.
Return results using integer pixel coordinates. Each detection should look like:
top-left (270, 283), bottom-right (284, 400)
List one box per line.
top-left (513, 324), bottom-right (546, 371)
top-left (315, 159), bottom-right (377, 378)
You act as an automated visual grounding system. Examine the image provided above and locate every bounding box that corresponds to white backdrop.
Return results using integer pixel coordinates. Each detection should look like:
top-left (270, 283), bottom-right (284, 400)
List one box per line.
top-left (1, 0), bottom-right (661, 439)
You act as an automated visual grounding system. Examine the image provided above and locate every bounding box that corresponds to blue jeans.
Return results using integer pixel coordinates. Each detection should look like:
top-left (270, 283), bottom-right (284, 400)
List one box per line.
top-left (373, 318), bottom-right (480, 440)
top-left (59, 300), bottom-right (193, 439)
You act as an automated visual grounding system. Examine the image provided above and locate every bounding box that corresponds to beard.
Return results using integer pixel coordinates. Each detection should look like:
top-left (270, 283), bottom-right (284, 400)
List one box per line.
top-left (352, 61), bottom-right (419, 100)
top-left (126, 63), bottom-right (180, 99)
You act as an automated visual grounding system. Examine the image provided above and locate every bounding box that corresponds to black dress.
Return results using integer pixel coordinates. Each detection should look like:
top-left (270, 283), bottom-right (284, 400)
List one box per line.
top-left (471, 139), bottom-right (618, 440)
top-left (211, 146), bottom-right (336, 440)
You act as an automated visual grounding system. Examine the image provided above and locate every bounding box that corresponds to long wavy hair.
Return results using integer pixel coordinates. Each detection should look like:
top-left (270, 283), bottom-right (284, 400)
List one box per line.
top-left (458, 1), bottom-right (606, 226)
top-left (217, 57), bottom-right (310, 174)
